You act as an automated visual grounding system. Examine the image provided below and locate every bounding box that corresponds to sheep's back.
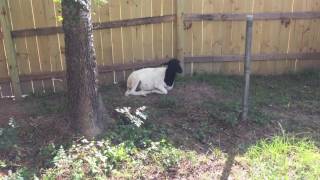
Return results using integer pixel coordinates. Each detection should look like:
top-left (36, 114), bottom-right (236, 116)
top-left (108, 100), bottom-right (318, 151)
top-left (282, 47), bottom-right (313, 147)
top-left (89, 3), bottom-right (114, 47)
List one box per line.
top-left (133, 67), bottom-right (166, 90)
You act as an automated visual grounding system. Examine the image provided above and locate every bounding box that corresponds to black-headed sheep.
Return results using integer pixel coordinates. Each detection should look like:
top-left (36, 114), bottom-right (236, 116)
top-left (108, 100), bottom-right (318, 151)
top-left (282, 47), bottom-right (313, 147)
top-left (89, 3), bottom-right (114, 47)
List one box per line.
top-left (125, 59), bottom-right (183, 96)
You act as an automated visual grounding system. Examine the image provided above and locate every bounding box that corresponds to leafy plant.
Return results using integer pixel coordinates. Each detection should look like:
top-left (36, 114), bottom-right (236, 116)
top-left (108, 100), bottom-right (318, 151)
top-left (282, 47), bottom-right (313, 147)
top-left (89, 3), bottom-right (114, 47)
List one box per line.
top-left (0, 118), bottom-right (19, 150)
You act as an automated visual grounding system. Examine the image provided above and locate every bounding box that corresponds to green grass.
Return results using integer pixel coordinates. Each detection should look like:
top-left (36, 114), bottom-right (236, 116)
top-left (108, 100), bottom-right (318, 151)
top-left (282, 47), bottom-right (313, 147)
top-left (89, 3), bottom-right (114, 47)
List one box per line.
top-left (2, 70), bottom-right (319, 179)
top-left (245, 135), bottom-right (320, 180)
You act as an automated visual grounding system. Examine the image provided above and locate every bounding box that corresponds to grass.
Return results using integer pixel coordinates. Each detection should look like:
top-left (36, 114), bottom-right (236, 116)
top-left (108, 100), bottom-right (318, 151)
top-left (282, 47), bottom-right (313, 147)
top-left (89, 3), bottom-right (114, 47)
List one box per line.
top-left (244, 135), bottom-right (320, 179)
top-left (1, 70), bottom-right (319, 179)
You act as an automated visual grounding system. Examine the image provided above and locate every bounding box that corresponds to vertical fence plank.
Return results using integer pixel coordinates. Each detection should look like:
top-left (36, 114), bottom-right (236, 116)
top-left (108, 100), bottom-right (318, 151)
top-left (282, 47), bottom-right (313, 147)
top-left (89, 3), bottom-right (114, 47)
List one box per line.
top-left (220, 0), bottom-right (233, 74)
top-left (109, 0), bottom-right (123, 83)
top-left (54, 2), bottom-right (65, 71)
top-left (52, 1), bottom-right (66, 91)
top-left (289, 1), bottom-right (307, 72)
top-left (176, 0), bottom-right (185, 73)
top-left (184, 0), bottom-right (193, 74)
top-left (251, 0), bottom-right (263, 74)
top-left (210, 0), bottom-right (224, 74)
top-left (131, 0), bottom-right (144, 63)
top-left (198, 0), bottom-right (213, 73)
top-left (92, 2), bottom-right (104, 67)
top-left (32, 0), bottom-right (56, 93)
top-left (121, 0), bottom-right (134, 80)
top-left (308, 0), bottom-right (320, 69)
top-left (276, 0), bottom-right (294, 74)
top-left (191, 0), bottom-right (202, 74)
top-left (0, 0), bottom-right (21, 98)
top-left (163, 0), bottom-right (174, 59)
top-left (172, 0), bottom-right (177, 58)
top-left (21, 0), bottom-right (43, 93)
top-left (142, 0), bottom-right (153, 60)
top-left (0, 25), bottom-right (10, 98)
top-left (254, 0), bottom-right (272, 74)
top-left (8, 0), bottom-right (33, 94)
top-left (45, 0), bottom-right (64, 92)
top-left (152, 0), bottom-right (163, 60)
top-left (294, 0), bottom-right (317, 71)
top-left (99, 2), bottom-right (114, 84)
top-left (0, 27), bottom-right (9, 81)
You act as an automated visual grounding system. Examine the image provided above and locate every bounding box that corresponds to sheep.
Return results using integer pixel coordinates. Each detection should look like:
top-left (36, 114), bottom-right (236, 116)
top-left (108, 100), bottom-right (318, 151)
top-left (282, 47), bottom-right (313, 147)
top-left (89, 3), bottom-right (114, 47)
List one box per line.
top-left (125, 59), bottom-right (183, 96)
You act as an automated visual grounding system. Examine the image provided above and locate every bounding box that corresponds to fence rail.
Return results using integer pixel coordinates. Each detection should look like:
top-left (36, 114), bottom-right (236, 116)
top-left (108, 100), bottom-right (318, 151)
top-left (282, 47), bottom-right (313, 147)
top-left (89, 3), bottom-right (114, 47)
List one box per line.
top-left (1, 0), bottom-right (320, 98)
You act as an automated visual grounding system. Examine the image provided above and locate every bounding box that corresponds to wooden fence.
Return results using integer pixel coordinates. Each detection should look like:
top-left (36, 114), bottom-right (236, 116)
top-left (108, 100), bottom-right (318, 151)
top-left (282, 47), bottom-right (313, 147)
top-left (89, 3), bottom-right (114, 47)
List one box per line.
top-left (0, 0), bottom-right (320, 98)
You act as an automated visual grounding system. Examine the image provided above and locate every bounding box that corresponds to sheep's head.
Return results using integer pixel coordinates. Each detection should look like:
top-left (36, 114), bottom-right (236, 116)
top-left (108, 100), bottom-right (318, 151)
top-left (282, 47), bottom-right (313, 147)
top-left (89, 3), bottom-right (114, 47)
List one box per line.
top-left (163, 59), bottom-right (183, 74)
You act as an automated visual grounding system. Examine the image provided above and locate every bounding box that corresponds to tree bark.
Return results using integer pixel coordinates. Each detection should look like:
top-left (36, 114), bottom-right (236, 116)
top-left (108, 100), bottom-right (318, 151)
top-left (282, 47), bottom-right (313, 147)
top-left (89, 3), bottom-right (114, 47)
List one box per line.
top-left (62, 0), bottom-right (105, 138)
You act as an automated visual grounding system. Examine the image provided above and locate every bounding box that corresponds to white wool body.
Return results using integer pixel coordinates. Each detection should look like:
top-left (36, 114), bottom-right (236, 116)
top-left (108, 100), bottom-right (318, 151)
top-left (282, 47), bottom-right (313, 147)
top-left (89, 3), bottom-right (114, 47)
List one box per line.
top-left (125, 67), bottom-right (172, 96)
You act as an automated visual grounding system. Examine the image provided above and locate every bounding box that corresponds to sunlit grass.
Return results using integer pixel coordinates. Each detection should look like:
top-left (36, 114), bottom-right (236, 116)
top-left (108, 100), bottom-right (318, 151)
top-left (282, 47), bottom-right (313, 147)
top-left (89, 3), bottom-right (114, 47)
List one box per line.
top-left (245, 135), bottom-right (320, 179)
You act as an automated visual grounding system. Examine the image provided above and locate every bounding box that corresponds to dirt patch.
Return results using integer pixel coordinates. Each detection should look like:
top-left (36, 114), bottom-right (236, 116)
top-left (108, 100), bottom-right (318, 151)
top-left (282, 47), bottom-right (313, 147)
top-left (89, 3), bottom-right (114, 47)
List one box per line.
top-left (173, 82), bottom-right (218, 104)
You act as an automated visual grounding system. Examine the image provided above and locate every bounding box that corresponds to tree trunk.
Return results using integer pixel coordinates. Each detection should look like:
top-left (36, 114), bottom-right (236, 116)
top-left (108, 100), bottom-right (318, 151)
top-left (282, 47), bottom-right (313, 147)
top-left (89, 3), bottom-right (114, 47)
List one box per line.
top-left (62, 0), bottom-right (105, 138)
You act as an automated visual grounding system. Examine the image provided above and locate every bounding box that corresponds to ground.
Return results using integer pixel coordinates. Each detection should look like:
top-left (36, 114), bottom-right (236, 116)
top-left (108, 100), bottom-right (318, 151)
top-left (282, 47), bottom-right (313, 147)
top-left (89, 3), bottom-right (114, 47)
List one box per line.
top-left (0, 71), bottom-right (319, 179)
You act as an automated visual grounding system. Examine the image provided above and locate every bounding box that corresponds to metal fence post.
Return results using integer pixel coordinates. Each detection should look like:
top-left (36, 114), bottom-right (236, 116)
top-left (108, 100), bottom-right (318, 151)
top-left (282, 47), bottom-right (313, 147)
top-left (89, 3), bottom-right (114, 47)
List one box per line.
top-left (241, 15), bottom-right (253, 121)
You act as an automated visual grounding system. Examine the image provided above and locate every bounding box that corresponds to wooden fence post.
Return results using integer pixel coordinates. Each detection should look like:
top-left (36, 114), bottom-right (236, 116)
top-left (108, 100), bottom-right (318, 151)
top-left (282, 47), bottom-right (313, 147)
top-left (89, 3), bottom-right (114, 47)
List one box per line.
top-left (241, 15), bottom-right (253, 121)
top-left (176, 0), bottom-right (185, 76)
top-left (0, 0), bottom-right (22, 100)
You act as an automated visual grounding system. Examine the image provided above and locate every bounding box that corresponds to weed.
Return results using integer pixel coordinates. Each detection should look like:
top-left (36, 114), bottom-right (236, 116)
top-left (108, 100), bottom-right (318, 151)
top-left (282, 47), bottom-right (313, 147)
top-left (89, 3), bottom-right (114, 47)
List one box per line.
top-left (0, 118), bottom-right (19, 150)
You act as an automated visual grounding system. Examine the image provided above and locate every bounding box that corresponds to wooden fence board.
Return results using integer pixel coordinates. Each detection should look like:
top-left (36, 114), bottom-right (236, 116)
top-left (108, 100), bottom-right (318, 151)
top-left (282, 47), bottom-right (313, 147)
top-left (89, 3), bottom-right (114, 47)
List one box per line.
top-left (184, 12), bottom-right (320, 22)
top-left (172, 0), bottom-right (177, 58)
top-left (293, 0), bottom-right (318, 71)
top-left (162, 0), bottom-right (174, 59)
top-left (152, 0), bottom-right (163, 60)
top-left (183, 0), bottom-right (193, 74)
top-left (92, 2), bottom-right (104, 67)
top-left (98, 2), bottom-right (114, 84)
top-left (142, 0), bottom-right (153, 61)
top-left (220, 0), bottom-right (235, 74)
top-left (1, 0), bottom-right (320, 96)
top-left (131, 0), bottom-right (144, 64)
top-left (21, 0), bottom-right (43, 93)
top-left (109, 0), bottom-right (123, 83)
top-left (32, 0), bottom-right (56, 92)
top-left (210, 0), bottom-right (224, 74)
top-left (0, 1), bottom-right (11, 98)
top-left (0, 26), bottom-right (11, 97)
top-left (0, 27), bottom-right (8, 79)
top-left (8, 0), bottom-right (33, 94)
top-left (121, 0), bottom-right (134, 80)
top-left (191, 0), bottom-right (202, 74)
top-left (198, 0), bottom-right (213, 73)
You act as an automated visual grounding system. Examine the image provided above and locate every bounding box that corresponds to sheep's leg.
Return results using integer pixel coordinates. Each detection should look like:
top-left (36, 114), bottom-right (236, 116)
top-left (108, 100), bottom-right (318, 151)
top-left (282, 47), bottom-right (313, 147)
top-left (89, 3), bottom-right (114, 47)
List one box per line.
top-left (153, 86), bottom-right (168, 95)
top-left (125, 80), bottom-right (142, 96)
top-left (151, 90), bottom-right (166, 94)
top-left (128, 90), bottom-right (149, 96)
